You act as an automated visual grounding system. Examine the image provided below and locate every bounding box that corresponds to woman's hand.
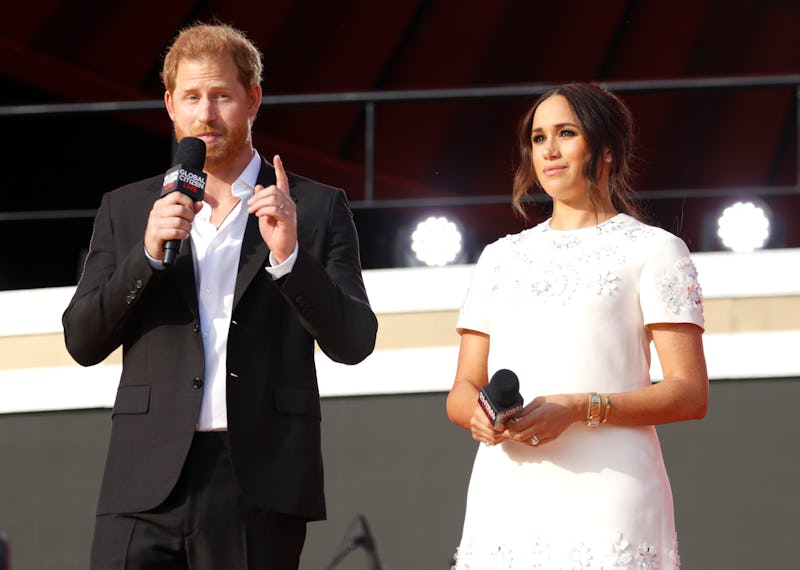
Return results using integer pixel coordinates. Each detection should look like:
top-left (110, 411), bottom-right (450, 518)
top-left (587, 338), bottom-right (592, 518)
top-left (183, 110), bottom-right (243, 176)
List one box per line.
top-left (469, 405), bottom-right (508, 447)
top-left (505, 393), bottom-right (583, 447)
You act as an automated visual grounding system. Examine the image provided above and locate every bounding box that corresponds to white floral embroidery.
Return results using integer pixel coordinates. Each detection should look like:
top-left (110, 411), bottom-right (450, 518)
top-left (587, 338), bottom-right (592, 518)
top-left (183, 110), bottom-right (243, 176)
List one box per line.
top-left (660, 257), bottom-right (704, 314)
top-left (619, 222), bottom-right (656, 242)
top-left (637, 543), bottom-right (658, 568)
top-left (568, 542), bottom-right (593, 568)
top-left (530, 536), bottom-right (551, 568)
top-left (525, 260), bottom-right (579, 303)
top-left (612, 531), bottom-right (634, 567)
top-left (595, 270), bottom-right (620, 296)
top-left (669, 538), bottom-right (681, 567)
top-left (579, 243), bottom-right (625, 265)
top-left (494, 221), bottom-right (638, 305)
top-left (453, 532), bottom-right (679, 569)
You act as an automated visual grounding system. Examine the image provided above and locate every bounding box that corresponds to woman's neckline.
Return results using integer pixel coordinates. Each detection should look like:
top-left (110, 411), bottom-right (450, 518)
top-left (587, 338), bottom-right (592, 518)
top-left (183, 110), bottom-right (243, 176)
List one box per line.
top-left (545, 212), bottom-right (625, 233)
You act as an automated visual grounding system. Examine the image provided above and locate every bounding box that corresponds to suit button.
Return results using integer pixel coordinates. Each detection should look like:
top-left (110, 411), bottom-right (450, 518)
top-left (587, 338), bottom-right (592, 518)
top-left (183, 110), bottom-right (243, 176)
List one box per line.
top-left (133, 279), bottom-right (143, 289)
top-left (192, 377), bottom-right (203, 389)
top-left (193, 322), bottom-right (200, 333)
top-left (126, 295), bottom-right (134, 304)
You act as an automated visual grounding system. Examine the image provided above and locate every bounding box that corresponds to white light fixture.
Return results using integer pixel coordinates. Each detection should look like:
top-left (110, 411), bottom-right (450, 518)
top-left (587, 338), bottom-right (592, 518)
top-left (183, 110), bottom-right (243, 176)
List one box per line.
top-left (716, 201), bottom-right (770, 253)
top-left (410, 216), bottom-right (463, 266)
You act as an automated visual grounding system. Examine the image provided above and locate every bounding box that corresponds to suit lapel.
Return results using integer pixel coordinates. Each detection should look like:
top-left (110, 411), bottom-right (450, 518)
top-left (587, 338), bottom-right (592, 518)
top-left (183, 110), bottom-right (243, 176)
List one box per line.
top-left (232, 155), bottom-right (299, 309)
top-left (233, 214), bottom-right (269, 308)
top-left (173, 239), bottom-right (200, 318)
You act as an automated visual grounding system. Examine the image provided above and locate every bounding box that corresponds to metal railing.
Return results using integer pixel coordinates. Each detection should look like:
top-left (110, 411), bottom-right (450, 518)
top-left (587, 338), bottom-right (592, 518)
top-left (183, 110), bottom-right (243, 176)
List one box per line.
top-left (1, 74), bottom-right (798, 222)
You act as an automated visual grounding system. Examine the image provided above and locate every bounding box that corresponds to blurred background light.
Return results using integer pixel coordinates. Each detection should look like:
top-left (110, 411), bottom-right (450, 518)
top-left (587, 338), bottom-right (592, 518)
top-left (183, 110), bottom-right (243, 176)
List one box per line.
top-left (716, 201), bottom-right (771, 253)
top-left (409, 215), bottom-right (463, 266)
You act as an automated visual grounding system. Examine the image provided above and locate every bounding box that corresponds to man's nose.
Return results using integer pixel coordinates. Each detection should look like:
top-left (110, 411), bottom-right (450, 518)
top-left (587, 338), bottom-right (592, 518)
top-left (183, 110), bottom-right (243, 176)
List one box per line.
top-left (197, 97), bottom-right (217, 122)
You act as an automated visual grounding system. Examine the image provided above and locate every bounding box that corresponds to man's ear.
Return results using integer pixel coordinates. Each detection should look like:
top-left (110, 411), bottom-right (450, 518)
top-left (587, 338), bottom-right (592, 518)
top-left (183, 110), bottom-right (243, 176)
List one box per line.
top-left (164, 91), bottom-right (176, 121)
top-left (249, 84), bottom-right (262, 119)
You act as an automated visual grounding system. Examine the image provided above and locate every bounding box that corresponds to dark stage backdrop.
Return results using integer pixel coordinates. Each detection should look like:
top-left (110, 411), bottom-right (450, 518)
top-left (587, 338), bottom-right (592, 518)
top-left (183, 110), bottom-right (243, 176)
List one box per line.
top-left (0, 378), bottom-right (798, 569)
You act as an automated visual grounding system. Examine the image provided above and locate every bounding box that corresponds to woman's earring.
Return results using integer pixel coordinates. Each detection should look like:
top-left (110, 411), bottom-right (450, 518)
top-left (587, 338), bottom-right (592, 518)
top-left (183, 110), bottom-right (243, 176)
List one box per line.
top-left (605, 155), bottom-right (612, 163)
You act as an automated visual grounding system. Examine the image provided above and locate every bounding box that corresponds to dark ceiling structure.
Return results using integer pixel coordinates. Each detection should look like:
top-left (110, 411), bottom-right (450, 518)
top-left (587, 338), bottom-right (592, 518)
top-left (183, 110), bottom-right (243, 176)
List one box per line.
top-left (1, 0), bottom-right (799, 290)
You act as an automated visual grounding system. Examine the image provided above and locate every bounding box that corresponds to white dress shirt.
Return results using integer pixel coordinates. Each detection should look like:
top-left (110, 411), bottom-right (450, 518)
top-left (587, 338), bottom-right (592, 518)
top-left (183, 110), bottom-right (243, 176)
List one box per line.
top-left (146, 151), bottom-right (298, 430)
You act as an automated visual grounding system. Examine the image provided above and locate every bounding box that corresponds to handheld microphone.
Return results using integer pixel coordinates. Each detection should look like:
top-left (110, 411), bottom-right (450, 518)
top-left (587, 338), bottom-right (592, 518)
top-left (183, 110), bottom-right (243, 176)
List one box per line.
top-left (478, 369), bottom-right (524, 427)
top-left (161, 136), bottom-right (207, 267)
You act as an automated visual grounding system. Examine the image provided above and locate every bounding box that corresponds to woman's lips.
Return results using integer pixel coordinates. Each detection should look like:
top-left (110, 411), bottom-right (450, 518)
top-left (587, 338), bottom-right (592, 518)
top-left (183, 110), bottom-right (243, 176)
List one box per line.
top-left (543, 164), bottom-right (567, 175)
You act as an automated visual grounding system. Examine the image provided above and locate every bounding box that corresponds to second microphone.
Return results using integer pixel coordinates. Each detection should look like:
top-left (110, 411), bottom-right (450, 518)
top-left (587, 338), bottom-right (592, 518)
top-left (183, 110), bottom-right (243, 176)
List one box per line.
top-left (478, 368), bottom-right (524, 427)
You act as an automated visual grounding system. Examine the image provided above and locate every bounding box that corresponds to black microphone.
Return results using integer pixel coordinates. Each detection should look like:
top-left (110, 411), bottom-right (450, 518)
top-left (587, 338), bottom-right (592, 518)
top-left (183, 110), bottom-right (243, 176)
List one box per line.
top-left (478, 369), bottom-right (524, 427)
top-left (160, 136), bottom-right (207, 267)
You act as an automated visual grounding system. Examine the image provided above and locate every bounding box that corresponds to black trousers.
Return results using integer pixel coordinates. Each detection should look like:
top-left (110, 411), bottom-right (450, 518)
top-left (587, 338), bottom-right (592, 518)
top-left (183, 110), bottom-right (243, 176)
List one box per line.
top-left (90, 432), bottom-right (307, 570)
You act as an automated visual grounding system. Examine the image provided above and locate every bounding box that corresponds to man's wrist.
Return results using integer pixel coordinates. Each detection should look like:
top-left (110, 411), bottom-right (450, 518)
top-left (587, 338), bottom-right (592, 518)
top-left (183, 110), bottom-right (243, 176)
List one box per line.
top-left (266, 241), bottom-right (299, 279)
top-left (144, 246), bottom-right (166, 270)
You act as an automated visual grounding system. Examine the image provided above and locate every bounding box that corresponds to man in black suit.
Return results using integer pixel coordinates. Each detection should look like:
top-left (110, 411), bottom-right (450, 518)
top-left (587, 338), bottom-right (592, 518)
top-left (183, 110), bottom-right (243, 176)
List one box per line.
top-left (63, 22), bottom-right (378, 569)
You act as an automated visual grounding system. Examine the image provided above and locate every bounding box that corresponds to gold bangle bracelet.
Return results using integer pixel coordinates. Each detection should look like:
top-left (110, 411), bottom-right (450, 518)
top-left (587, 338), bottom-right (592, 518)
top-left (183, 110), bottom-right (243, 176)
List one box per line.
top-left (586, 392), bottom-right (602, 428)
top-left (601, 394), bottom-right (612, 424)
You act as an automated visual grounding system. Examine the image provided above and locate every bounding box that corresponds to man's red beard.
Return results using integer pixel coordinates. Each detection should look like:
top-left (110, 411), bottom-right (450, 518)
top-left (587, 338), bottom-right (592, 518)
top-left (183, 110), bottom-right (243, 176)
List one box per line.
top-left (174, 122), bottom-right (251, 169)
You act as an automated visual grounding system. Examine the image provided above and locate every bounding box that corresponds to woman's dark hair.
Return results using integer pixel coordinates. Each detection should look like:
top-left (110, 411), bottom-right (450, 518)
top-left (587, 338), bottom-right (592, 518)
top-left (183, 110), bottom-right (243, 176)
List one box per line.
top-left (511, 82), bottom-right (639, 220)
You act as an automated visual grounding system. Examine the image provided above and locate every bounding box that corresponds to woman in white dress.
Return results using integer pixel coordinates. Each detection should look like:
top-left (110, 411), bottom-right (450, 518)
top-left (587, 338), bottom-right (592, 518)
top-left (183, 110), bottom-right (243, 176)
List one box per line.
top-left (447, 83), bottom-right (708, 569)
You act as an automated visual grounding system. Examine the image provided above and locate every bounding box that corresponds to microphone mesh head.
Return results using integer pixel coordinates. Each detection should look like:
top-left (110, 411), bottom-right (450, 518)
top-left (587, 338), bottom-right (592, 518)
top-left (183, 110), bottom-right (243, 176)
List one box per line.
top-left (174, 136), bottom-right (206, 169)
top-left (486, 369), bottom-right (520, 406)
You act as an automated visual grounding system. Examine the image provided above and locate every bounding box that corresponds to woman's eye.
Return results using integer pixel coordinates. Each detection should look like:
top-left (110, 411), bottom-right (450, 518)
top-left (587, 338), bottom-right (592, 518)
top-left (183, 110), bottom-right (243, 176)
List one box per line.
top-left (532, 134), bottom-right (545, 144)
top-left (560, 129), bottom-right (576, 137)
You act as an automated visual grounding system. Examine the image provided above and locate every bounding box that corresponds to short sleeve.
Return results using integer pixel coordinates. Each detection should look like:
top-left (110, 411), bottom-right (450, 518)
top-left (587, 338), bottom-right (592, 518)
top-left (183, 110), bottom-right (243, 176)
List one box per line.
top-left (456, 242), bottom-right (501, 335)
top-left (640, 235), bottom-right (705, 330)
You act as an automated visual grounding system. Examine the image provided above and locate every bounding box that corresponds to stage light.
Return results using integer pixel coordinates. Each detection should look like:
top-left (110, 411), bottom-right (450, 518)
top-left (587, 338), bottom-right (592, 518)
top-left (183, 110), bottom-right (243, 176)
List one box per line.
top-left (716, 201), bottom-right (770, 253)
top-left (410, 215), bottom-right (463, 266)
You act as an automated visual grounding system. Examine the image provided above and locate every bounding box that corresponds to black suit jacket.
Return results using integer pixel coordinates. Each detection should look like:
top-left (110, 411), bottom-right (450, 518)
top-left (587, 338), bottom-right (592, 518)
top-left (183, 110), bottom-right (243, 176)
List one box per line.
top-left (63, 156), bottom-right (378, 520)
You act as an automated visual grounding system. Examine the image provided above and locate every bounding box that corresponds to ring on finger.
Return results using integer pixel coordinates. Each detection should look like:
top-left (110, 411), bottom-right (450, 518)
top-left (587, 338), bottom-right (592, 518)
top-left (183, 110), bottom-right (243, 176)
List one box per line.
top-left (530, 434), bottom-right (540, 446)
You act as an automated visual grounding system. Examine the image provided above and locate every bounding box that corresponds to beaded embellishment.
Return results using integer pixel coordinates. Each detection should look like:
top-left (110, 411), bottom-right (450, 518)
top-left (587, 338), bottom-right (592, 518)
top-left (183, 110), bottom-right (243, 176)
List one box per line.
top-left (452, 530), bottom-right (681, 568)
top-left (660, 257), bottom-right (704, 315)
